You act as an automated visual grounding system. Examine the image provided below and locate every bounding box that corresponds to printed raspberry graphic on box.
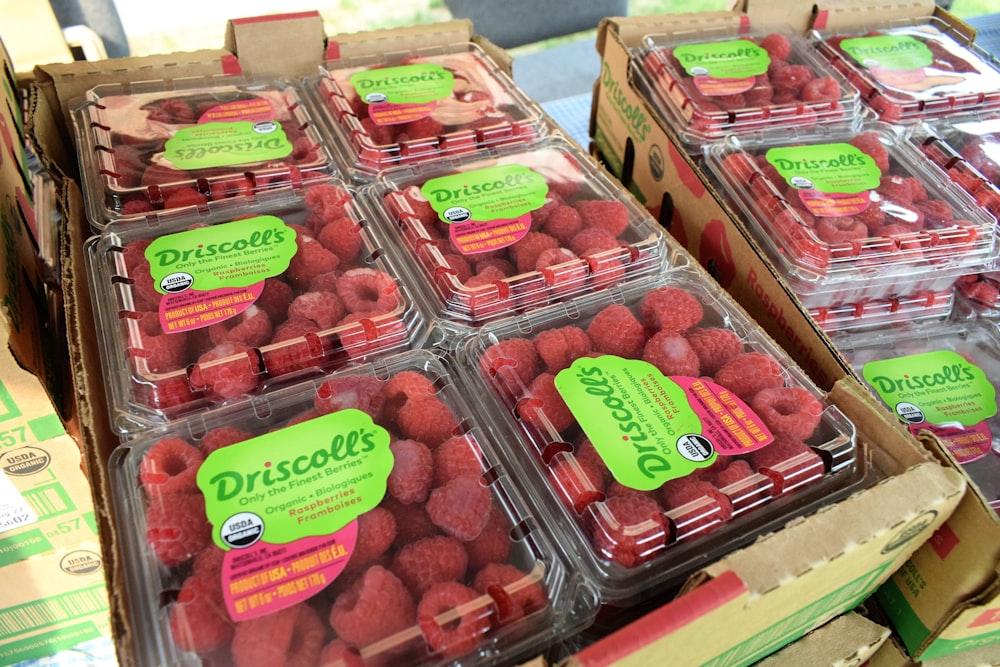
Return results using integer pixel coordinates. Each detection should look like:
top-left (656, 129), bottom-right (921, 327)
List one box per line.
top-left (456, 267), bottom-right (867, 611)
top-left (73, 77), bottom-right (336, 229)
top-left (110, 350), bottom-right (597, 667)
top-left (85, 179), bottom-right (424, 435)
top-left (310, 43), bottom-right (546, 175)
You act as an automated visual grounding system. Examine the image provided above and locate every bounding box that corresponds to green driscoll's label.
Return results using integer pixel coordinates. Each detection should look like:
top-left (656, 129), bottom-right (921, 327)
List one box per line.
top-left (673, 39), bottom-right (769, 79)
top-left (862, 351), bottom-right (997, 428)
top-left (840, 35), bottom-right (934, 71)
top-left (421, 164), bottom-right (549, 224)
top-left (349, 63), bottom-right (454, 105)
top-left (164, 120), bottom-right (292, 170)
top-left (766, 144), bottom-right (881, 194)
top-left (145, 216), bottom-right (297, 294)
top-left (196, 409), bottom-right (392, 549)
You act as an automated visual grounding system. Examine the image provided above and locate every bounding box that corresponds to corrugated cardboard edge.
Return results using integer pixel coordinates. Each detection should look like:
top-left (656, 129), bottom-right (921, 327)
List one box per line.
top-left (224, 11), bottom-right (326, 79)
top-left (755, 611), bottom-right (890, 666)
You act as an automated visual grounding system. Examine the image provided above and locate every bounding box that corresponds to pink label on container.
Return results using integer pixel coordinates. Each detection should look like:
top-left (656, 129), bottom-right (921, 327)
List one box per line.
top-left (692, 75), bottom-right (756, 96)
top-left (198, 98), bottom-right (277, 124)
top-left (798, 189), bottom-right (872, 217)
top-left (368, 101), bottom-right (437, 126)
top-left (449, 213), bottom-right (531, 255)
top-left (222, 525), bottom-right (357, 621)
top-left (159, 283), bottom-right (264, 333)
top-left (910, 420), bottom-right (992, 464)
top-left (673, 377), bottom-right (774, 455)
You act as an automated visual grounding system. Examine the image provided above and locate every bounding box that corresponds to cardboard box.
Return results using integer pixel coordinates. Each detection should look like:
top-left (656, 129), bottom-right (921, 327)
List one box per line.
top-left (589, 0), bottom-right (998, 663)
top-left (13, 10), bottom-right (968, 667)
top-left (755, 610), bottom-right (889, 667)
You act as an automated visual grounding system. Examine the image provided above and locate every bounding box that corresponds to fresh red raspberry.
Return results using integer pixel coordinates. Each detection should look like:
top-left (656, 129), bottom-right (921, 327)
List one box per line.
top-left (417, 582), bottom-right (491, 659)
top-left (145, 493), bottom-right (211, 567)
top-left (318, 216), bottom-right (364, 264)
top-left (750, 386), bottom-right (824, 440)
top-left (392, 535), bottom-right (469, 597)
top-left (464, 265), bottom-right (508, 289)
top-left (479, 338), bottom-right (539, 391)
top-left (960, 277), bottom-right (1000, 306)
top-left (586, 304), bottom-right (646, 358)
top-left (815, 216), bottom-right (868, 245)
top-left (660, 476), bottom-right (732, 537)
top-left (288, 291), bottom-right (346, 330)
top-left (749, 434), bottom-right (824, 494)
top-left (712, 459), bottom-right (756, 487)
top-left (800, 76), bottom-right (841, 102)
top-left (382, 496), bottom-right (440, 545)
top-left (464, 507), bottom-right (512, 571)
top-left (474, 257), bottom-right (516, 277)
top-left (131, 313), bottom-right (188, 373)
top-left (771, 64), bottom-right (815, 96)
top-left (509, 232), bottom-right (560, 274)
top-left (188, 342), bottom-right (261, 400)
top-left (590, 492), bottom-right (667, 568)
top-left (849, 132), bottom-right (890, 173)
top-left (192, 544), bottom-right (226, 578)
top-left (256, 278), bottom-right (294, 325)
top-left (306, 182), bottom-right (352, 229)
top-left (143, 97), bottom-right (195, 123)
top-left (759, 32), bottom-right (791, 60)
top-left (169, 572), bottom-right (233, 656)
top-left (129, 259), bottom-right (163, 311)
top-left (287, 237), bottom-right (341, 290)
top-left (433, 435), bottom-right (484, 486)
top-left (337, 268), bottom-right (401, 313)
top-left (640, 286), bottom-right (704, 334)
top-left (309, 270), bottom-right (345, 294)
top-left (915, 199), bottom-right (953, 225)
top-left (517, 372), bottom-right (574, 433)
top-left (549, 455), bottom-right (605, 515)
top-left (396, 396), bottom-right (458, 448)
top-left (533, 326), bottom-right (592, 373)
top-left (426, 476), bottom-right (493, 541)
top-left (262, 318), bottom-right (329, 377)
top-left (569, 227), bottom-right (619, 256)
top-left (208, 306), bottom-right (272, 348)
top-left (139, 438), bottom-right (203, 497)
top-left (403, 115), bottom-right (446, 139)
top-left (336, 313), bottom-right (406, 360)
top-left (575, 199), bottom-right (630, 237)
top-left (438, 253), bottom-right (473, 285)
top-left (879, 175), bottom-right (915, 206)
top-left (542, 205), bottom-right (583, 244)
top-left (121, 197), bottom-right (156, 216)
top-left (473, 562), bottom-right (546, 626)
top-left (330, 565), bottom-right (416, 647)
top-left (163, 187), bottom-right (208, 211)
top-left (744, 75), bottom-right (774, 106)
top-left (713, 352), bottom-right (784, 400)
top-left (383, 370), bottom-right (436, 423)
top-left (141, 163), bottom-right (189, 189)
top-left (685, 327), bottom-right (744, 376)
top-left (346, 507), bottom-right (397, 573)
top-left (314, 375), bottom-right (386, 419)
top-left (642, 332), bottom-right (701, 377)
top-left (318, 639), bottom-right (366, 667)
top-left (360, 117), bottom-right (396, 146)
top-left (136, 374), bottom-right (197, 411)
top-left (388, 439), bottom-right (434, 504)
top-left (231, 603), bottom-right (325, 667)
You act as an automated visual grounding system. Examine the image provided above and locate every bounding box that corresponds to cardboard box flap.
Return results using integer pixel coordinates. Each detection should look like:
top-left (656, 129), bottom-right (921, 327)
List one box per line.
top-left (811, 0), bottom-right (956, 34)
top-left (224, 12), bottom-right (327, 80)
top-left (597, 12), bottom-right (746, 55)
top-left (756, 611), bottom-right (890, 666)
top-left (325, 19), bottom-right (475, 64)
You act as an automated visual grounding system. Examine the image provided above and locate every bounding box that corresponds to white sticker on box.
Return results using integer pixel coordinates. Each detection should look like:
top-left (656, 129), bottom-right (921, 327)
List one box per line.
top-left (0, 470), bottom-right (38, 533)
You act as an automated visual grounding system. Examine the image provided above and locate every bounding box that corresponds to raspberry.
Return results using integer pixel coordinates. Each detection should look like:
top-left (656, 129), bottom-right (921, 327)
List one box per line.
top-left (139, 437), bottom-right (203, 497)
top-left (517, 373), bottom-right (575, 433)
top-left (815, 216), bottom-right (868, 245)
top-left (382, 497), bottom-right (440, 545)
top-left (130, 314), bottom-right (187, 373)
top-left (586, 304), bottom-right (646, 358)
top-left (685, 327), bottom-right (744, 376)
top-left (169, 573), bottom-right (233, 655)
top-left (426, 476), bottom-right (493, 541)
top-left (590, 493), bottom-right (667, 568)
top-left (479, 338), bottom-right (539, 390)
top-left (771, 64), bottom-right (814, 96)
top-left (711, 459), bottom-right (756, 487)
top-left (713, 352), bottom-right (784, 400)
top-left (744, 75), bottom-right (774, 106)
top-left (287, 237), bottom-right (341, 290)
top-left (475, 257), bottom-right (515, 277)
top-left (473, 562), bottom-right (546, 625)
top-left (542, 205), bottom-right (583, 244)
top-left (163, 187), bottom-right (208, 210)
top-left (388, 439), bottom-right (434, 504)
top-left (146, 493), bottom-right (211, 567)
top-left (642, 332), bottom-right (701, 377)
top-left (396, 396), bottom-right (458, 448)
top-left (759, 32), bottom-right (791, 60)
top-left (417, 582), bottom-right (491, 659)
top-left (800, 76), bottom-right (841, 102)
top-left (318, 639), bottom-right (365, 667)
top-left (231, 603), bottom-right (325, 667)
top-left (403, 115), bottom-right (446, 139)
top-left (660, 477), bottom-right (732, 536)
top-left (433, 435), bottom-right (484, 486)
top-left (464, 507), bottom-right (512, 571)
top-left (509, 232), bottom-right (559, 274)
top-left (196, 426), bottom-right (254, 459)
top-left (188, 342), bottom-right (261, 400)
top-left (136, 375), bottom-right (197, 411)
top-left (915, 199), bottom-right (952, 225)
top-left (330, 565), bottom-right (415, 647)
top-left (315, 375), bottom-right (386, 419)
top-left (337, 268), bottom-right (400, 313)
top-left (640, 286), bottom-right (704, 334)
top-left (306, 183), bottom-right (352, 229)
top-left (441, 253), bottom-right (473, 284)
top-left (533, 326), bottom-right (592, 374)
top-left (317, 216), bottom-right (364, 264)
top-left (208, 306), bottom-right (272, 348)
top-left (144, 97), bottom-right (195, 123)
top-left (569, 227), bottom-right (619, 256)
top-left (256, 278), bottom-right (294, 325)
top-left (129, 259), bottom-right (163, 311)
top-left (849, 133), bottom-right (890, 173)
top-left (308, 270), bottom-right (343, 294)
top-left (346, 507), bottom-right (397, 573)
top-left (749, 434), bottom-right (824, 494)
top-left (262, 318), bottom-right (329, 377)
top-left (288, 291), bottom-right (346, 330)
top-left (383, 370), bottom-right (436, 423)
top-left (750, 386), bottom-right (824, 440)
top-left (575, 199), bottom-right (630, 237)
top-left (549, 456), bottom-right (605, 515)
top-left (392, 535), bottom-right (469, 597)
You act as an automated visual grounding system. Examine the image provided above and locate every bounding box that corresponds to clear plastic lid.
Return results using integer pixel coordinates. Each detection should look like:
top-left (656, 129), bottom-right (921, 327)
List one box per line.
top-left (956, 272), bottom-right (1000, 316)
top-left (86, 178), bottom-right (426, 436)
top-left (810, 17), bottom-right (1000, 124)
top-left (309, 43), bottom-right (547, 177)
top-left (108, 349), bottom-right (599, 667)
top-left (454, 266), bottom-right (867, 608)
top-left (833, 319), bottom-right (1000, 513)
top-left (362, 137), bottom-right (672, 342)
top-left (702, 121), bottom-right (1000, 309)
top-left (73, 76), bottom-right (336, 230)
top-left (808, 288), bottom-right (956, 334)
top-left (632, 26), bottom-right (862, 152)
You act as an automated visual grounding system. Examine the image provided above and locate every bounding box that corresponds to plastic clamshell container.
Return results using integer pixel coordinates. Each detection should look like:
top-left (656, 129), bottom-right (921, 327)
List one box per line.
top-left (362, 138), bottom-right (672, 342)
top-left (833, 319), bottom-right (1000, 513)
top-left (808, 288), bottom-right (956, 334)
top-left (454, 266), bottom-right (866, 610)
top-left (108, 349), bottom-right (599, 667)
top-left (86, 177), bottom-right (425, 437)
top-left (956, 272), bottom-right (1000, 316)
top-left (810, 17), bottom-right (1000, 124)
top-left (73, 76), bottom-right (336, 230)
top-left (309, 42), bottom-right (547, 178)
top-left (702, 121), bottom-right (1000, 309)
top-left (630, 25), bottom-right (862, 153)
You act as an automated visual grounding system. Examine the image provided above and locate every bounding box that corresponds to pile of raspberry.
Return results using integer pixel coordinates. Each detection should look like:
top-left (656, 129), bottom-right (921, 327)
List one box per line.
top-left (138, 367), bottom-right (549, 665)
top-left (720, 131), bottom-right (982, 275)
top-left (89, 87), bottom-right (327, 219)
top-left (476, 284), bottom-right (830, 569)
top-left (118, 182), bottom-right (410, 415)
top-left (916, 129), bottom-right (1000, 217)
top-left (379, 151), bottom-right (656, 324)
top-left (317, 50), bottom-right (540, 172)
top-left (643, 32), bottom-right (849, 137)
